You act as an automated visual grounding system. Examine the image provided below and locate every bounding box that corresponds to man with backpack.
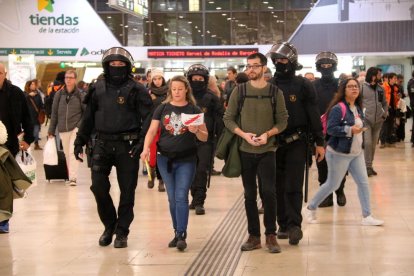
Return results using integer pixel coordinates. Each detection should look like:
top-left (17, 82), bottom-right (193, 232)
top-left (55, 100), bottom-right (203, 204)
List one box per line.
top-left (223, 52), bottom-right (288, 254)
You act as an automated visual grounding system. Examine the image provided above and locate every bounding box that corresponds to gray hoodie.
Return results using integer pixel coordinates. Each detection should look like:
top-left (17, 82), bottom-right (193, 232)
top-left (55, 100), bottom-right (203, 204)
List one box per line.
top-left (360, 82), bottom-right (388, 126)
top-left (48, 88), bottom-right (86, 134)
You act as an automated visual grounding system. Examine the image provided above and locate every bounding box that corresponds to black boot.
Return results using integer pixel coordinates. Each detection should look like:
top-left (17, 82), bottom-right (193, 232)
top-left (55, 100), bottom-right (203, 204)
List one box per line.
top-left (336, 190), bottom-right (347, 206)
top-left (319, 194), bottom-right (334, 208)
top-left (99, 226), bottom-right (116, 246)
top-left (176, 232), bottom-right (187, 251)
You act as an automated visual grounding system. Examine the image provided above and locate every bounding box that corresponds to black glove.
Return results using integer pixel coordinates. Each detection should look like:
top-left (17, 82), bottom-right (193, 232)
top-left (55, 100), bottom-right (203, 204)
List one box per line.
top-left (129, 142), bottom-right (142, 158)
top-left (74, 144), bottom-right (84, 162)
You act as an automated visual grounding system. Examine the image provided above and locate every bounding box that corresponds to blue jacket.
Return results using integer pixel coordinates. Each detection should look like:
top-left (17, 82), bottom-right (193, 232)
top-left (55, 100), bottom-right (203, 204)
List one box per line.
top-left (327, 101), bottom-right (365, 154)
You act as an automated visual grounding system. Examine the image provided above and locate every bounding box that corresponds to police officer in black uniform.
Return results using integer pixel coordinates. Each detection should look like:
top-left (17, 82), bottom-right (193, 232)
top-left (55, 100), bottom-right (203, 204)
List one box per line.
top-left (313, 51), bottom-right (347, 208)
top-left (267, 42), bottom-right (325, 245)
top-left (186, 64), bottom-right (224, 215)
top-left (74, 47), bottom-right (153, 248)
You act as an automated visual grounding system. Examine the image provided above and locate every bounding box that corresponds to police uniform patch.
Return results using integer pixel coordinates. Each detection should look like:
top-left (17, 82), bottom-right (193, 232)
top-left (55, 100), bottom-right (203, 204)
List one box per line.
top-left (289, 95), bottom-right (297, 102)
top-left (117, 96), bottom-right (125, 104)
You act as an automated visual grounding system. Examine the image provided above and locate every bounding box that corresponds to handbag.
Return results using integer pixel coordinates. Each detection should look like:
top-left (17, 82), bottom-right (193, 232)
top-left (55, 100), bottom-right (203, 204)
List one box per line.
top-left (29, 97), bottom-right (46, 124)
top-left (216, 127), bottom-right (241, 178)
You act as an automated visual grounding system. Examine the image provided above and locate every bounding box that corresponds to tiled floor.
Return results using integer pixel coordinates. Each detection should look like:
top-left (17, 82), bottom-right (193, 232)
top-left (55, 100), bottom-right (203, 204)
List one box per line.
top-left (1, 127), bottom-right (414, 275)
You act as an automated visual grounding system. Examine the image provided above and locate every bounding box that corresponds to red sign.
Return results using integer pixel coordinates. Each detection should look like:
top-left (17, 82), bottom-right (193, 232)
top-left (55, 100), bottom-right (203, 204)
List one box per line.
top-left (147, 48), bottom-right (258, 58)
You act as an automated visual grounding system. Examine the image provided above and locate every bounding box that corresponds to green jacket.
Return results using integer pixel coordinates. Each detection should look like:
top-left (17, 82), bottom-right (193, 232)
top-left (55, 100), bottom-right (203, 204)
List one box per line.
top-left (0, 146), bottom-right (32, 221)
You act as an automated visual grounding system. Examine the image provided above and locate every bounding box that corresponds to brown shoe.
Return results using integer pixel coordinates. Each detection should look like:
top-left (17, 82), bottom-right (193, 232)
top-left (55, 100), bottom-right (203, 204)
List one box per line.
top-left (265, 234), bottom-right (281, 253)
top-left (240, 235), bottom-right (261, 251)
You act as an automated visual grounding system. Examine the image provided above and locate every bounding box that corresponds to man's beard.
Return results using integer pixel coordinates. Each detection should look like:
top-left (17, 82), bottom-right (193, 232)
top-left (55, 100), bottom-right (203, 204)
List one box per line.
top-left (248, 70), bottom-right (263, 81)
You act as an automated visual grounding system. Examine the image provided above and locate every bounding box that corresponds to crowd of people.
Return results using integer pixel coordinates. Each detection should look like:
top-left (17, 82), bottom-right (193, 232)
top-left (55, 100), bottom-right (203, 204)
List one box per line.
top-left (1, 43), bottom-right (414, 254)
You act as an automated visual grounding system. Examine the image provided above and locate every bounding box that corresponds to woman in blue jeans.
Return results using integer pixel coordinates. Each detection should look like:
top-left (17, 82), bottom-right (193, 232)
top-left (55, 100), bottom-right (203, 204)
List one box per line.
top-left (141, 75), bottom-right (208, 251)
top-left (307, 78), bottom-right (384, 226)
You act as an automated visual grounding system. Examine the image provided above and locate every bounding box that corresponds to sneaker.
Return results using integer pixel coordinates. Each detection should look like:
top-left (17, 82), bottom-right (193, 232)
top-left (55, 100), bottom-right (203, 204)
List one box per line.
top-left (0, 221), bottom-right (9, 233)
top-left (277, 228), bottom-right (288, 239)
top-left (69, 179), bottom-right (77, 186)
top-left (288, 226), bottom-right (303, 245)
top-left (195, 205), bottom-right (205, 215)
top-left (361, 215), bottom-right (384, 226)
top-left (306, 207), bottom-right (317, 223)
top-left (114, 234), bottom-right (128, 248)
top-left (265, 234), bottom-right (281, 253)
top-left (240, 235), bottom-right (261, 251)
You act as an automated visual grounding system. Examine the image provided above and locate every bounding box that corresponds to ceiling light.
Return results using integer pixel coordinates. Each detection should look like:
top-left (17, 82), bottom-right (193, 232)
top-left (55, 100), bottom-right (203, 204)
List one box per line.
top-left (179, 15), bottom-right (184, 19)
top-left (107, 16), bottom-right (112, 18)
top-left (167, 7), bottom-right (173, 10)
top-left (216, 7), bottom-right (222, 10)
top-left (188, 21), bottom-right (192, 24)
top-left (268, 6), bottom-right (274, 9)
top-left (222, 13), bottom-right (227, 16)
top-left (124, 25), bottom-right (128, 28)
top-left (208, 1), bottom-right (215, 4)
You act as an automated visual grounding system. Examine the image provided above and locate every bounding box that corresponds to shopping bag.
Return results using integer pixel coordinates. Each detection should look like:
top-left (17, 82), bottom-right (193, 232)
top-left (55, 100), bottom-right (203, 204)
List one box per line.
top-left (43, 137), bottom-right (58, 165)
top-left (16, 150), bottom-right (37, 187)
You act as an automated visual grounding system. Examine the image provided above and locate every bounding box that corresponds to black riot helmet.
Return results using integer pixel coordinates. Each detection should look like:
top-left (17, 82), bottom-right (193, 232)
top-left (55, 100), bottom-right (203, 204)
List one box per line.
top-left (266, 41), bottom-right (303, 70)
top-left (186, 64), bottom-right (210, 86)
top-left (315, 51), bottom-right (338, 72)
top-left (102, 47), bottom-right (134, 74)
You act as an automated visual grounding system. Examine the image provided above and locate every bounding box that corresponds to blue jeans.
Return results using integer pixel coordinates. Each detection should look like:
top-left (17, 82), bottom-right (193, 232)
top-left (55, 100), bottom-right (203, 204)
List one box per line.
top-left (157, 154), bottom-right (196, 235)
top-left (33, 124), bottom-right (40, 143)
top-left (308, 150), bottom-right (371, 217)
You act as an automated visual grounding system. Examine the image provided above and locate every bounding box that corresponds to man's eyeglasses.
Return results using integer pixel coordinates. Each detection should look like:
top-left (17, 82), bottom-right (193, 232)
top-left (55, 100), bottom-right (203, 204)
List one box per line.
top-left (346, 85), bottom-right (359, 89)
top-left (65, 76), bottom-right (76, 79)
top-left (245, 64), bottom-right (264, 70)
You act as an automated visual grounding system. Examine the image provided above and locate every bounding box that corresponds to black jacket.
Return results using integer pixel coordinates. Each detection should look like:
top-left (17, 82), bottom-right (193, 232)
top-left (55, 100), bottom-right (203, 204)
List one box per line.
top-left (270, 75), bottom-right (324, 146)
top-left (0, 80), bottom-right (34, 156)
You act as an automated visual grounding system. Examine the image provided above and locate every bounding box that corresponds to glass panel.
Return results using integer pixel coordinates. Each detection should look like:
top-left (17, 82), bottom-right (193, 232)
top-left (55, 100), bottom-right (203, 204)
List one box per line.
top-left (177, 13), bottom-right (203, 45)
top-left (231, 12), bottom-right (258, 45)
top-left (99, 13), bottom-right (124, 45)
top-left (205, 13), bottom-right (231, 45)
top-left (232, 0), bottom-right (258, 10)
top-left (97, 0), bottom-right (117, 11)
top-left (126, 15), bottom-right (145, 46)
top-left (147, 13), bottom-right (177, 46)
top-left (258, 12), bottom-right (284, 44)
top-left (257, 0), bottom-right (284, 10)
top-left (205, 0), bottom-right (230, 11)
top-left (285, 11), bottom-right (308, 41)
top-left (87, 0), bottom-right (96, 9)
top-left (177, 0), bottom-right (202, 12)
top-left (287, 0), bottom-right (313, 9)
top-left (151, 0), bottom-right (176, 12)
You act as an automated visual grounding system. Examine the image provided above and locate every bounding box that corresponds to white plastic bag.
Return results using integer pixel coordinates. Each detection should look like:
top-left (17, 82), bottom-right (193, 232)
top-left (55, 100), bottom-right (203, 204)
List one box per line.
top-left (43, 137), bottom-right (58, 166)
top-left (16, 150), bottom-right (37, 187)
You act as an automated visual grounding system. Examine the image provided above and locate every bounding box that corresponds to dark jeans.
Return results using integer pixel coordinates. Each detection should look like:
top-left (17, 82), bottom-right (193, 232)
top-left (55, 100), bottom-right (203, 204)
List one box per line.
top-left (316, 156), bottom-right (346, 195)
top-left (240, 151), bottom-right (277, 236)
top-left (90, 139), bottom-right (139, 236)
top-left (190, 142), bottom-right (213, 207)
top-left (380, 114), bottom-right (395, 144)
top-left (276, 140), bottom-right (307, 230)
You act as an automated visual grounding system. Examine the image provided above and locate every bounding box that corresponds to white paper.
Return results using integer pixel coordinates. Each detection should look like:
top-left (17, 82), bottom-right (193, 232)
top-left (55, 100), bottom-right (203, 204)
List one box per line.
top-left (181, 113), bottom-right (204, 126)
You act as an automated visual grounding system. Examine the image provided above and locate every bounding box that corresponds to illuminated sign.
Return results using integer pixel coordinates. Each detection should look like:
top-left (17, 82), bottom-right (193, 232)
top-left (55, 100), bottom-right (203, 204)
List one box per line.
top-left (108, 0), bottom-right (148, 17)
top-left (147, 48), bottom-right (258, 58)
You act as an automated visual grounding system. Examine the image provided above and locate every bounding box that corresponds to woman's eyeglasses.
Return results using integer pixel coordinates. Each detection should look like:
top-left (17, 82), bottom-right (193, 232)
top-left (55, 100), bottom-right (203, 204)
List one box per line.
top-left (346, 85), bottom-right (359, 89)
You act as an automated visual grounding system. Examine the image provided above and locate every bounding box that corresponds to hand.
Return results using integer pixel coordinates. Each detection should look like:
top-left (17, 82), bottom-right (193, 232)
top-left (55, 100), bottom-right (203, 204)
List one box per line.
top-left (188, 125), bottom-right (199, 133)
top-left (315, 146), bottom-right (325, 162)
top-left (129, 142), bottom-right (142, 158)
top-left (254, 132), bottom-right (268, 145)
top-left (74, 144), bottom-right (84, 162)
top-left (242, 132), bottom-right (260, 146)
top-left (19, 141), bottom-right (30, 151)
top-left (351, 125), bottom-right (364, 134)
top-left (140, 147), bottom-right (150, 162)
